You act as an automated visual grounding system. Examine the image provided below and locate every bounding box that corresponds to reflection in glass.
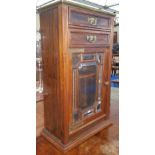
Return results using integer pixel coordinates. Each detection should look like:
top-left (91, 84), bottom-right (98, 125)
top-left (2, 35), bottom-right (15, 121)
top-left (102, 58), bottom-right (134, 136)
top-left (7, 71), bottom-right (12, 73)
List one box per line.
top-left (79, 75), bottom-right (96, 109)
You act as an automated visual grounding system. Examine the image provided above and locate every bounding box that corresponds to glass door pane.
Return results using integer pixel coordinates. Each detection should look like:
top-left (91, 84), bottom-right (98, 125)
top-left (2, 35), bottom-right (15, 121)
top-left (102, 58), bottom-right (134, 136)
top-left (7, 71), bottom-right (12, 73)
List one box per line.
top-left (71, 52), bottom-right (104, 130)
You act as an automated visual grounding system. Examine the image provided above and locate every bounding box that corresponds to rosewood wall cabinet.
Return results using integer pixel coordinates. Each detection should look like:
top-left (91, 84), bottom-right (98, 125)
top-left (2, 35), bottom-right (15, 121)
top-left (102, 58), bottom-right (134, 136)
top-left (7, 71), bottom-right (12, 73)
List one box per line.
top-left (38, 0), bottom-right (115, 153)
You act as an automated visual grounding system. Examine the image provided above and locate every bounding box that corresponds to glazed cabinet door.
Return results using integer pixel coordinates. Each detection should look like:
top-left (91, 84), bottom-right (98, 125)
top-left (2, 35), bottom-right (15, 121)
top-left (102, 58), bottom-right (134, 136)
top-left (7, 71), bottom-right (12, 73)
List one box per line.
top-left (69, 49), bottom-right (109, 133)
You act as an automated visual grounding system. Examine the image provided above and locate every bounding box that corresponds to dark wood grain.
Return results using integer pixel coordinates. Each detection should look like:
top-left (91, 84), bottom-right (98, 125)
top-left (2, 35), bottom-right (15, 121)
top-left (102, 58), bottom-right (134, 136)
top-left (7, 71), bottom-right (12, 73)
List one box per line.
top-left (69, 29), bottom-right (110, 47)
top-left (40, 6), bottom-right (64, 140)
top-left (69, 6), bottom-right (111, 29)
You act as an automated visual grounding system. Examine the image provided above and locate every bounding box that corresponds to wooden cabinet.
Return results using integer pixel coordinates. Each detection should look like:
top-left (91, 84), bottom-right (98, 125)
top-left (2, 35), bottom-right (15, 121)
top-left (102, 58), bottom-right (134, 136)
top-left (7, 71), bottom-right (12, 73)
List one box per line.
top-left (38, 1), bottom-right (114, 153)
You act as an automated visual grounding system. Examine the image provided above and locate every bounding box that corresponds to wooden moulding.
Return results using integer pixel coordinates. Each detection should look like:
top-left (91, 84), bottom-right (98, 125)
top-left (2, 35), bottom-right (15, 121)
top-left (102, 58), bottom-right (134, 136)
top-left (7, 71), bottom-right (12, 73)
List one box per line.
top-left (37, 0), bottom-right (115, 16)
top-left (42, 119), bottom-right (112, 153)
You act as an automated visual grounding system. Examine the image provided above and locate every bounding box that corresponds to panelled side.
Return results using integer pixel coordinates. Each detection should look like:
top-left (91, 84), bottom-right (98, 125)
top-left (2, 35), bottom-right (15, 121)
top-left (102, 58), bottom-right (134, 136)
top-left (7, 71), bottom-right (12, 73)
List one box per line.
top-left (104, 17), bottom-right (114, 117)
top-left (40, 7), bottom-right (64, 141)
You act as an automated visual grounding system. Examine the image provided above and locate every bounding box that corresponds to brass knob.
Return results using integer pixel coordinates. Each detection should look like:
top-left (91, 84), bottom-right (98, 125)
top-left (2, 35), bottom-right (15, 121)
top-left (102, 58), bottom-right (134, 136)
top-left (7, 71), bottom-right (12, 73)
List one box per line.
top-left (104, 81), bottom-right (109, 86)
top-left (86, 35), bottom-right (96, 43)
top-left (88, 17), bottom-right (97, 25)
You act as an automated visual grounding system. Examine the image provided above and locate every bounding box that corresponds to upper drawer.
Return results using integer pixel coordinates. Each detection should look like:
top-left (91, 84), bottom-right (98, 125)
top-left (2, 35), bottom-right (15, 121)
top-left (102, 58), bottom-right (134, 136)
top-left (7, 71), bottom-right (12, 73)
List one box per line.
top-left (69, 7), bottom-right (111, 29)
top-left (69, 29), bottom-right (110, 48)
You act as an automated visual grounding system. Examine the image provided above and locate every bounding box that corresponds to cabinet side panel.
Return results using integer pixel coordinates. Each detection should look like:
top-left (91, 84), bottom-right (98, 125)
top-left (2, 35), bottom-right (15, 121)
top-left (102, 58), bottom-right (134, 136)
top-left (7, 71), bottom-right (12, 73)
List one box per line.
top-left (40, 7), bottom-right (63, 140)
top-left (104, 17), bottom-right (115, 116)
top-left (58, 4), bottom-right (70, 144)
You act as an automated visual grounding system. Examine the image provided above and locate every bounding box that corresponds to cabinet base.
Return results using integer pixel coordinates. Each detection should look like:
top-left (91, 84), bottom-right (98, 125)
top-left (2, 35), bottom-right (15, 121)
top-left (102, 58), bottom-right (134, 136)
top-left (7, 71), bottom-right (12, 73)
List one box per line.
top-left (42, 120), bottom-right (112, 153)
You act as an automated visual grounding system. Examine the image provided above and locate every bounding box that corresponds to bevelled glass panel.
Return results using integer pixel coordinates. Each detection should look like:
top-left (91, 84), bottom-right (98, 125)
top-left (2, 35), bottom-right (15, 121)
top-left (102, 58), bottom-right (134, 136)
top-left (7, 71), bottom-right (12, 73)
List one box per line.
top-left (79, 75), bottom-right (96, 109)
top-left (71, 52), bottom-right (104, 128)
top-left (78, 63), bottom-right (96, 74)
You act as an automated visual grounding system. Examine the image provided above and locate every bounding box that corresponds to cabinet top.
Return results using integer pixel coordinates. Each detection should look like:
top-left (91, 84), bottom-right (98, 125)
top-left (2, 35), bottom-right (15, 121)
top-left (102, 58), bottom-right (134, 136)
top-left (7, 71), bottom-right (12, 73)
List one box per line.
top-left (36, 0), bottom-right (115, 16)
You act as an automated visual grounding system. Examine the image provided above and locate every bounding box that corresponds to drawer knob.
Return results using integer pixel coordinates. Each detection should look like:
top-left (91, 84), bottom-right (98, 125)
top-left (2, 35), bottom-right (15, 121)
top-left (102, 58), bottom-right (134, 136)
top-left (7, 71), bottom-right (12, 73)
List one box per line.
top-left (88, 17), bottom-right (97, 25)
top-left (86, 35), bottom-right (97, 43)
top-left (104, 81), bottom-right (109, 86)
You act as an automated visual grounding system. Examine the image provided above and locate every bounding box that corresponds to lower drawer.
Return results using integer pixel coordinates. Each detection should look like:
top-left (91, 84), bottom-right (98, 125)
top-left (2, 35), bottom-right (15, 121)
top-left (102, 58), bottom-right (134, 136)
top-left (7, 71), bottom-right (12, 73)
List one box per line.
top-left (69, 29), bottom-right (110, 48)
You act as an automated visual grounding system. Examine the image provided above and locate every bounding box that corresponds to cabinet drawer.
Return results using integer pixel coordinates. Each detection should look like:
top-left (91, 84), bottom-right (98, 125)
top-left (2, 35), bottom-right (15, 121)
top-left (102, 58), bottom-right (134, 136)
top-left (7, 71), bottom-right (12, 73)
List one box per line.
top-left (69, 7), bottom-right (111, 29)
top-left (69, 30), bottom-right (110, 47)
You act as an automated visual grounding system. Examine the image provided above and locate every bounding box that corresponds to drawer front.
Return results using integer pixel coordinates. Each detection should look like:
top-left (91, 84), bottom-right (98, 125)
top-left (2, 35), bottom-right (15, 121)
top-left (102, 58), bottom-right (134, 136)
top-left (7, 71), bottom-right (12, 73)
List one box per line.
top-left (69, 31), bottom-right (110, 47)
top-left (69, 8), bottom-right (111, 29)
